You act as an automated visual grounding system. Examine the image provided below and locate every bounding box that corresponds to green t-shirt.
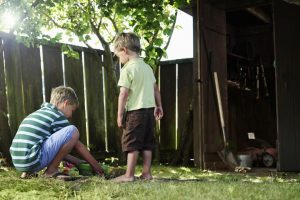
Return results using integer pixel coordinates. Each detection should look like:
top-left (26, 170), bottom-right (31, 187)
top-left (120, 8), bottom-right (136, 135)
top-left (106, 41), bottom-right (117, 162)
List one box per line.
top-left (118, 58), bottom-right (156, 111)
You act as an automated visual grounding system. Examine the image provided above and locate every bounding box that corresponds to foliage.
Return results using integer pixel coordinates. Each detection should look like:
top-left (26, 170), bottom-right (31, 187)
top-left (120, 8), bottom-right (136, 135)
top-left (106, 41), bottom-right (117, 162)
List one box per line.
top-left (1, 166), bottom-right (300, 200)
top-left (0, 0), bottom-right (189, 71)
top-left (0, 0), bottom-right (191, 156)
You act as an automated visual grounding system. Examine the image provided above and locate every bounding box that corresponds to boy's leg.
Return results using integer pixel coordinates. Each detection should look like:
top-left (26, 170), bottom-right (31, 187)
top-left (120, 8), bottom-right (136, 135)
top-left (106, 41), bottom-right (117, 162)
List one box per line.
top-left (34, 125), bottom-right (103, 177)
top-left (140, 109), bottom-right (155, 180)
top-left (112, 151), bottom-right (138, 183)
top-left (125, 151), bottom-right (139, 178)
top-left (44, 128), bottom-right (79, 175)
top-left (141, 150), bottom-right (153, 180)
top-left (33, 125), bottom-right (79, 175)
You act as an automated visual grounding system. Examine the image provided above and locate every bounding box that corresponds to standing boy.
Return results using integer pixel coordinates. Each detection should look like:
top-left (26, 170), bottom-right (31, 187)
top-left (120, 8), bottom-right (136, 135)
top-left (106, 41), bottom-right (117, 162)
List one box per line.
top-left (10, 86), bottom-right (103, 180)
top-left (113, 32), bottom-right (163, 183)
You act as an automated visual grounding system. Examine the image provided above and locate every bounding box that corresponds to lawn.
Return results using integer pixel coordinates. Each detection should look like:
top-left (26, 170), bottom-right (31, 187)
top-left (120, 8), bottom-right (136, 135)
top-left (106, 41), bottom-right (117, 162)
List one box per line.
top-left (1, 165), bottom-right (300, 200)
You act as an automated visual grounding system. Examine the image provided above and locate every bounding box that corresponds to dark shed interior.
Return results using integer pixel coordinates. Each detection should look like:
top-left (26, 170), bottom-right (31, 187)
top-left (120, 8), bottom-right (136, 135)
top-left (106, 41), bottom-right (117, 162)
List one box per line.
top-left (226, 4), bottom-right (277, 161)
top-left (195, 0), bottom-right (300, 171)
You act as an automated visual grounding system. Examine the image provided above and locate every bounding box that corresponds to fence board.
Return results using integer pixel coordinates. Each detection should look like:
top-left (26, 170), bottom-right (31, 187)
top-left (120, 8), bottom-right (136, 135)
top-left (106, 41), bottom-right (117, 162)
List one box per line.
top-left (0, 35), bottom-right (194, 159)
top-left (0, 39), bottom-right (12, 159)
top-left (84, 51), bottom-right (105, 151)
top-left (64, 53), bottom-right (87, 145)
top-left (178, 62), bottom-right (193, 149)
top-left (42, 45), bottom-right (63, 101)
top-left (102, 56), bottom-right (120, 153)
top-left (4, 40), bottom-right (26, 135)
top-left (19, 44), bottom-right (43, 115)
top-left (160, 64), bottom-right (176, 150)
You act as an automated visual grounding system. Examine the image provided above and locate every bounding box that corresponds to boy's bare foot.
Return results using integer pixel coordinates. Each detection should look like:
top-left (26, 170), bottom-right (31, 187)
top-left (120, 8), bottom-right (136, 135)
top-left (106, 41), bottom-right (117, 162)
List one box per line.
top-left (43, 171), bottom-right (74, 181)
top-left (139, 174), bottom-right (153, 180)
top-left (112, 175), bottom-right (135, 183)
top-left (44, 168), bottom-right (60, 177)
top-left (20, 172), bottom-right (38, 179)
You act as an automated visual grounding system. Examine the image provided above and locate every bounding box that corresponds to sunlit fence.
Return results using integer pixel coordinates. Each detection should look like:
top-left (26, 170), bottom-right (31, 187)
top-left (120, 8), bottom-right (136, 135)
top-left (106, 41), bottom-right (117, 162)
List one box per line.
top-left (0, 33), bottom-right (193, 163)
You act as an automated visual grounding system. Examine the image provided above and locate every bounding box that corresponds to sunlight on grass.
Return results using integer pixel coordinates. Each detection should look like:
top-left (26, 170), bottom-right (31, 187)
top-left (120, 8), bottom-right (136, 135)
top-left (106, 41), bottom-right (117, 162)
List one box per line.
top-left (1, 165), bottom-right (300, 199)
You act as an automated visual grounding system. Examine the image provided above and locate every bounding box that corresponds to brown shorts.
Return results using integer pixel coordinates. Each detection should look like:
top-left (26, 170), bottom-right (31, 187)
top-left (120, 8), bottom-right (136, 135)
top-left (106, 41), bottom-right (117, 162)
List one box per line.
top-left (122, 108), bottom-right (156, 152)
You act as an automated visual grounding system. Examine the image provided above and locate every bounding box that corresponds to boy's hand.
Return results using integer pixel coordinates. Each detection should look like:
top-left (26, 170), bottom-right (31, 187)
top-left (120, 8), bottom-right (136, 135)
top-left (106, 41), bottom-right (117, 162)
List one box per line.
top-left (93, 166), bottom-right (105, 176)
top-left (117, 115), bottom-right (123, 128)
top-left (154, 106), bottom-right (163, 120)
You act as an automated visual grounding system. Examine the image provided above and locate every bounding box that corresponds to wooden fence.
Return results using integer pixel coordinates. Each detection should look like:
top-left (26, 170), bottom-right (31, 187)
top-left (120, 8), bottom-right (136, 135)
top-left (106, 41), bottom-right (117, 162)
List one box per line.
top-left (0, 35), bottom-right (193, 163)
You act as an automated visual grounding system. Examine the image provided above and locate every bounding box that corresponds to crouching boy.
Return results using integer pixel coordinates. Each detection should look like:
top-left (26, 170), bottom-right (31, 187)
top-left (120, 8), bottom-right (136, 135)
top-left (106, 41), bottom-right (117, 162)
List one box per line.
top-left (10, 86), bottom-right (103, 179)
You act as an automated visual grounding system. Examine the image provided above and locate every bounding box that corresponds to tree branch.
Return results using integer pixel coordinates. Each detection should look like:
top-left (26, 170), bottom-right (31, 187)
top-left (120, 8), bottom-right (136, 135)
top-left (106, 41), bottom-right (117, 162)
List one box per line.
top-left (89, 18), bottom-right (107, 47)
top-left (42, 11), bottom-right (69, 30)
top-left (107, 16), bottom-right (119, 34)
top-left (163, 10), bottom-right (178, 51)
top-left (156, 10), bottom-right (178, 65)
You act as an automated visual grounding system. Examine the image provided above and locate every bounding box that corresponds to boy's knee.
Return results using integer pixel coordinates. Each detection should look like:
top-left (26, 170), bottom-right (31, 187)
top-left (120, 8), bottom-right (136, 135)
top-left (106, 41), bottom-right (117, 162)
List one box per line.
top-left (66, 125), bottom-right (80, 138)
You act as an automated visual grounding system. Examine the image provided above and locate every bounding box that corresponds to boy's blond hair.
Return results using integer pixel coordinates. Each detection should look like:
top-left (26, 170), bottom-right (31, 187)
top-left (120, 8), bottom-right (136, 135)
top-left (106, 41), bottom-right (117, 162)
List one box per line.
top-left (113, 32), bottom-right (141, 54)
top-left (50, 86), bottom-right (79, 106)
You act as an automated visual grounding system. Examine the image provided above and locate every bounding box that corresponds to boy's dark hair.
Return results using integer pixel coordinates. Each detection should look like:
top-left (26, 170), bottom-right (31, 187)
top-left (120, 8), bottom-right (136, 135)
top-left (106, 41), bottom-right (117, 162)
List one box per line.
top-left (50, 86), bottom-right (79, 106)
top-left (113, 32), bottom-right (141, 54)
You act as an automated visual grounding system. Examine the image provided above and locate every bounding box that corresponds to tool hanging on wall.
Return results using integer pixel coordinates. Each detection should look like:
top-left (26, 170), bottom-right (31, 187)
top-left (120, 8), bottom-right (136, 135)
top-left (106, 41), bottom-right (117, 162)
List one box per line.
top-left (261, 62), bottom-right (269, 97)
top-left (239, 65), bottom-right (251, 91)
top-left (256, 65), bottom-right (260, 99)
top-left (256, 58), bottom-right (269, 99)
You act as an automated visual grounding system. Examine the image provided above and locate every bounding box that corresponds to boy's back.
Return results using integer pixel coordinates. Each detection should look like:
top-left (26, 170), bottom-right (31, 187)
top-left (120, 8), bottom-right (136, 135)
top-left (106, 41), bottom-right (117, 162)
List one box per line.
top-left (112, 32), bottom-right (163, 183)
top-left (10, 86), bottom-right (104, 178)
top-left (118, 57), bottom-right (156, 111)
top-left (10, 103), bottom-right (69, 171)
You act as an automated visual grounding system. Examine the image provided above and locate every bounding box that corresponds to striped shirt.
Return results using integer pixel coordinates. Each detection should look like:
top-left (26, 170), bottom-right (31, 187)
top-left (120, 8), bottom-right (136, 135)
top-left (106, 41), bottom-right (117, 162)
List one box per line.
top-left (10, 103), bottom-right (70, 172)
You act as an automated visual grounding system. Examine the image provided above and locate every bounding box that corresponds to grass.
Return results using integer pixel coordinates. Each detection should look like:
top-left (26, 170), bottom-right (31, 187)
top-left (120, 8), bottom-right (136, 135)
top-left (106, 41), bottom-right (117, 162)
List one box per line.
top-left (1, 165), bottom-right (300, 200)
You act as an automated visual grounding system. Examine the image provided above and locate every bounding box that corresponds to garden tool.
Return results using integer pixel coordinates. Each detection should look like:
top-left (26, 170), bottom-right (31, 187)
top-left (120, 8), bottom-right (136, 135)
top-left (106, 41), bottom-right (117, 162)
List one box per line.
top-left (256, 59), bottom-right (269, 99)
top-left (256, 65), bottom-right (260, 99)
top-left (200, 26), bottom-right (238, 170)
top-left (260, 62), bottom-right (269, 97)
top-left (213, 72), bottom-right (238, 169)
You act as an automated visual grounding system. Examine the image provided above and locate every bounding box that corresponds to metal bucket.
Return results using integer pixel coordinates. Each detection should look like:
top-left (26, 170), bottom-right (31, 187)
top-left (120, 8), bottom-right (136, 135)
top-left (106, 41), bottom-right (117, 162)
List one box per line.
top-left (237, 154), bottom-right (253, 167)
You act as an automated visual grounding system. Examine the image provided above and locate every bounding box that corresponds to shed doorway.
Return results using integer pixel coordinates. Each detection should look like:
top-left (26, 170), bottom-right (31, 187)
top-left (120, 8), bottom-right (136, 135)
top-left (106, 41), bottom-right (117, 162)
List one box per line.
top-left (226, 4), bottom-right (277, 168)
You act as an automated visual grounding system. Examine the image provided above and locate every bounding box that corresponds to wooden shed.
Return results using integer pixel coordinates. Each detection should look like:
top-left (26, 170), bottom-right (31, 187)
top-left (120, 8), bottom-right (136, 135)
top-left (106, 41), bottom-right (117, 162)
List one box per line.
top-left (191, 0), bottom-right (300, 171)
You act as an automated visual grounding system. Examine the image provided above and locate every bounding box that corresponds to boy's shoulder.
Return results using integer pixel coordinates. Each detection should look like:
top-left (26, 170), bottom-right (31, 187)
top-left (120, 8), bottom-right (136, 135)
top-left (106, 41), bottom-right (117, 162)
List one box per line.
top-left (34, 102), bottom-right (64, 117)
top-left (40, 102), bottom-right (58, 111)
top-left (124, 58), bottom-right (150, 70)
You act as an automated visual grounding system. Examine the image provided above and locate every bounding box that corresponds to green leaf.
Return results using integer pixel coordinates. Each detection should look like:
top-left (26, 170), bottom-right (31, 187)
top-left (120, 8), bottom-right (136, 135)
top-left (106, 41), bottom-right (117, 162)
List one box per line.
top-left (154, 38), bottom-right (163, 46)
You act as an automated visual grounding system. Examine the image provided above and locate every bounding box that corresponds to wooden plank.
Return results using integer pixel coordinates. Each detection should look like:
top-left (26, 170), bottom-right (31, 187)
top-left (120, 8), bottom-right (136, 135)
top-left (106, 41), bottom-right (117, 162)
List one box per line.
top-left (102, 55), bottom-right (120, 153)
top-left (193, 1), bottom-right (203, 167)
top-left (194, 1), bottom-right (227, 169)
top-left (177, 62), bottom-right (193, 150)
top-left (208, 0), bottom-right (272, 11)
top-left (84, 51), bottom-right (105, 151)
top-left (0, 39), bottom-right (12, 159)
top-left (3, 39), bottom-right (26, 135)
top-left (42, 45), bottom-right (63, 101)
top-left (274, 0), bottom-right (300, 171)
top-left (19, 44), bottom-right (43, 115)
top-left (64, 53), bottom-right (87, 145)
top-left (202, 3), bottom-right (227, 154)
top-left (160, 63), bottom-right (176, 150)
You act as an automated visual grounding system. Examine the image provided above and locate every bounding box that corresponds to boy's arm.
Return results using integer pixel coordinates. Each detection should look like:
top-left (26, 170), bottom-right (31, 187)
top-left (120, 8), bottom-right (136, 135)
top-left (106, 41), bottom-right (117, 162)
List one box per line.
top-left (154, 83), bottom-right (163, 120)
top-left (118, 86), bottom-right (129, 128)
